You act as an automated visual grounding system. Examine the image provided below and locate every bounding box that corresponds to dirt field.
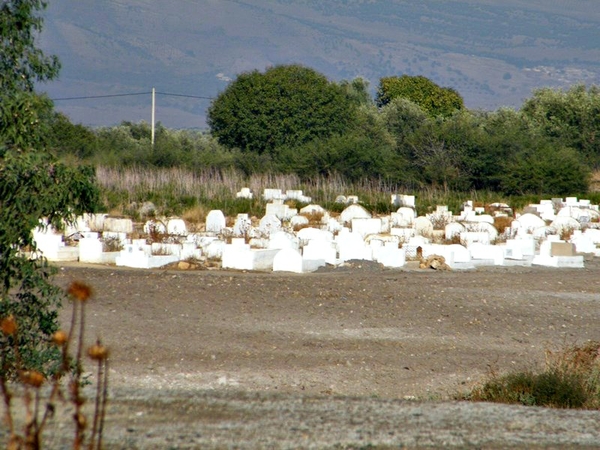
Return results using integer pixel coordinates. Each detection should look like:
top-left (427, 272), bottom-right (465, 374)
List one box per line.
top-left (8, 261), bottom-right (600, 448)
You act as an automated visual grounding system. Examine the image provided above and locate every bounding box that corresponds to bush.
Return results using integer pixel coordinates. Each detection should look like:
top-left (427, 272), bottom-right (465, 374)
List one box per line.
top-left (472, 370), bottom-right (586, 408)
top-left (0, 152), bottom-right (100, 379)
top-left (465, 341), bottom-right (600, 409)
top-left (500, 144), bottom-right (590, 196)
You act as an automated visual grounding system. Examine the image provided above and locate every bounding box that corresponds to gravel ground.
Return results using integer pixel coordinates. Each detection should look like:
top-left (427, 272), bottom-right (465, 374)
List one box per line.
top-left (3, 261), bottom-right (600, 448)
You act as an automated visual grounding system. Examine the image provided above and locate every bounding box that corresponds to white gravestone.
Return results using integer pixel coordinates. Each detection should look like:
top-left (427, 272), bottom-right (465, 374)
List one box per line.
top-left (340, 204), bottom-right (371, 224)
top-left (206, 210), bottom-right (226, 233)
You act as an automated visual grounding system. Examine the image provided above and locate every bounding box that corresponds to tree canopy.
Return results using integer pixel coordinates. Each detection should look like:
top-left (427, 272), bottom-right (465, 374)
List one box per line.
top-left (18, 49), bottom-right (595, 199)
top-left (0, 0), bottom-right (99, 378)
top-left (521, 84), bottom-right (600, 168)
top-left (207, 64), bottom-right (358, 156)
top-left (376, 75), bottom-right (464, 118)
top-left (0, 0), bottom-right (60, 92)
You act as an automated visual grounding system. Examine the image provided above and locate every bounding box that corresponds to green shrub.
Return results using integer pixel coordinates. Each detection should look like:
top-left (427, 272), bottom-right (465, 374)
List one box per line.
top-left (465, 341), bottom-right (600, 409)
top-left (473, 370), bottom-right (586, 408)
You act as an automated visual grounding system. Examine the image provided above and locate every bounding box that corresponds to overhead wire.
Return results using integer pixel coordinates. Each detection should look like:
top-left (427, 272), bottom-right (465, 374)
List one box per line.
top-left (51, 92), bottom-right (151, 101)
top-left (155, 91), bottom-right (213, 100)
top-left (51, 91), bottom-right (214, 101)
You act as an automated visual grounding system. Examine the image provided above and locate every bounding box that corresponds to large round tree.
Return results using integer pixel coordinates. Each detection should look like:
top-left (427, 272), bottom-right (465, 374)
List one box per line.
top-left (208, 64), bottom-right (357, 156)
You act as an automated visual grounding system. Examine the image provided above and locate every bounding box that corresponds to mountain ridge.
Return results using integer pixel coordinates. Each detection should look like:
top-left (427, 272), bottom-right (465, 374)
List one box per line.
top-left (38, 0), bottom-right (600, 128)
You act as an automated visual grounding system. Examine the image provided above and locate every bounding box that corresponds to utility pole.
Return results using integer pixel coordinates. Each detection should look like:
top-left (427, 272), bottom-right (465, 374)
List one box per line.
top-left (151, 87), bottom-right (156, 146)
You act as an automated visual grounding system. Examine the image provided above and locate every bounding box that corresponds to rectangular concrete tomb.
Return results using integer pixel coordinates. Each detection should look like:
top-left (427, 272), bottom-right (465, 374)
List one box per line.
top-left (222, 239), bottom-right (280, 271)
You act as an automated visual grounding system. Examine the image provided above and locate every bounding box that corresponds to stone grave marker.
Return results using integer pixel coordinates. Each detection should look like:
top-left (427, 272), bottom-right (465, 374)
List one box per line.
top-left (550, 216), bottom-right (580, 235)
top-left (413, 216), bottom-right (434, 237)
top-left (286, 189), bottom-right (311, 203)
top-left (340, 204), bottom-right (371, 224)
top-left (303, 239), bottom-right (337, 265)
top-left (268, 231), bottom-right (300, 250)
top-left (551, 242), bottom-right (576, 257)
top-left (470, 243), bottom-right (504, 266)
top-left (144, 220), bottom-right (167, 235)
top-left (273, 248), bottom-right (304, 273)
top-left (351, 218), bottom-right (382, 238)
top-left (299, 204), bottom-right (326, 215)
top-left (79, 232), bottom-right (103, 264)
top-left (233, 214), bottom-right (252, 237)
top-left (390, 227), bottom-right (415, 242)
top-left (236, 187), bottom-right (253, 199)
top-left (513, 213), bottom-right (546, 233)
top-left (392, 207), bottom-right (416, 227)
top-left (391, 194), bottom-right (415, 208)
top-left (104, 217), bottom-right (133, 234)
top-left (297, 227), bottom-right (333, 244)
top-left (445, 222), bottom-right (465, 241)
top-left (266, 200), bottom-right (297, 220)
top-left (167, 218), bottom-right (187, 236)
top-left (376, 241), bottom-right (406, 268)
top-left (336, 229), bottom-right (372, 261)
top-left (263, 188), bottom-right (284, 201)
top-left (258, 214), bottom-right (282, 236)
top-left (290, 215), bottom-right (309, 229)
top-left (206, 210), bottom-right (226, 233)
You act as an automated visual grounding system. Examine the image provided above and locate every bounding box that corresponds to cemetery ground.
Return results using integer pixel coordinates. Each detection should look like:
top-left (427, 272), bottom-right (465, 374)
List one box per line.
top-left (31, 259), bottom-right (600, 448)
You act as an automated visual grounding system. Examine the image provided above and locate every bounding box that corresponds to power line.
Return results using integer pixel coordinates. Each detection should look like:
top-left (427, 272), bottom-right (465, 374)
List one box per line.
top-left (51, 92), bottom-right (151, 101)
top-left (155, 91), bottom-right (214, 100)
top-left (51, 91), bottom-right (214, 101)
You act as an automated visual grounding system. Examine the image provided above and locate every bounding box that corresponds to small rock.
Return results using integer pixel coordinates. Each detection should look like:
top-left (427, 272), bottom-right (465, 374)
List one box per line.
top-left (420, 255), bottom-right (451, 271)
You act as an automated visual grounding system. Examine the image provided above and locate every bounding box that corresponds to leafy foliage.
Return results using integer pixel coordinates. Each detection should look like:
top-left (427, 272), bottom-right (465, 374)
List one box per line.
top-left (500, 144), bottom-right (590, 195)
top-left (338, 77), bottom-right (373, 107)
top-left (43, 64), bottom-right (600, 199)
top-left (0, 0), bottom-right (60, 92)
top-left (472, 370), bottom-right (587, 408)
top-left (376, 75), bottom-right (464, 117)
top-left (380, 97), bottom-right (428, 147)
top-left (0, 90), bottom-right (54, 152)
top-left (0, 0), bottom-right (99, 378)
top-left (0, 144), bottom-right (100, 379)
top-left (278, 105), bottom-right (402, 182)
top-left (207, 64), bottom-right (358, 156)
top-left (521, 84), bottom-right (600, 168)
top-left (465, 341), bottom-right (600, 409)
top-left (46, 112), bottom-right (99, 160)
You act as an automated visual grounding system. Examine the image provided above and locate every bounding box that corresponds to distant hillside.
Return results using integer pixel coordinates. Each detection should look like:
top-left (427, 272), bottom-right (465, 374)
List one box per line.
top-left (38, 0), bottom-right (600, 128)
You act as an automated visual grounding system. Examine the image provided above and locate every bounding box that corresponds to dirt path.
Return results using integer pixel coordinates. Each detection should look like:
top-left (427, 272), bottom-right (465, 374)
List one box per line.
top-left (6, 261), bottom-right (600, 448)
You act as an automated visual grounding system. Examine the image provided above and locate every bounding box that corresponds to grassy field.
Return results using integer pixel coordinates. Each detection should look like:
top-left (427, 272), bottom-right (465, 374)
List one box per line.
top-left (96, 166), bottom-right (566, 221)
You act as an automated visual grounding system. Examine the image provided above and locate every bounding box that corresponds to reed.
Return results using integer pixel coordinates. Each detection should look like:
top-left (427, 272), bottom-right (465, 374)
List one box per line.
top-left (95, 165), bottom-right (549, 219)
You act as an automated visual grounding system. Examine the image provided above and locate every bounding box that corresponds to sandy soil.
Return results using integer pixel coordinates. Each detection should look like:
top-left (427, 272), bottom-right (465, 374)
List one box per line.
top-left (5, 261), bottom-right (600, 448)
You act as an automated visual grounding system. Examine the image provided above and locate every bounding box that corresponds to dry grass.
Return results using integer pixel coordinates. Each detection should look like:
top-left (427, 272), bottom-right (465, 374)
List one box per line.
top-left (464, 341), bottom-right (600, 409)
top-left (589, 170), bottom-right (600, 193)
top-left (181, 205), bottom-right (211, 226)
top-left (301, 211), bottom-right (325, 225)
top-left (560, 226), bottom-right (576, 241)
top-left (493, 216), bottom-right (513, 235)
top-left (95, 166), bottom-right (408, 206)
top-left (96, 166), bottom-right (528, 223)
top-left (96, 166), bottom-right (240, 199)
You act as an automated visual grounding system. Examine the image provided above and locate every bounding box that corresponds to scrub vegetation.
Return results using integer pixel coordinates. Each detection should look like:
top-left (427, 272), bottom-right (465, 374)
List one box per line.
top-left (463, 341), bottom-right (600, 409)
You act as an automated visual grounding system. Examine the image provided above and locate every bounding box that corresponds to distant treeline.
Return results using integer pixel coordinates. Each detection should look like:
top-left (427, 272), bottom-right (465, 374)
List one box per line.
top-left (46, 69), bottom-right (600, 197)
